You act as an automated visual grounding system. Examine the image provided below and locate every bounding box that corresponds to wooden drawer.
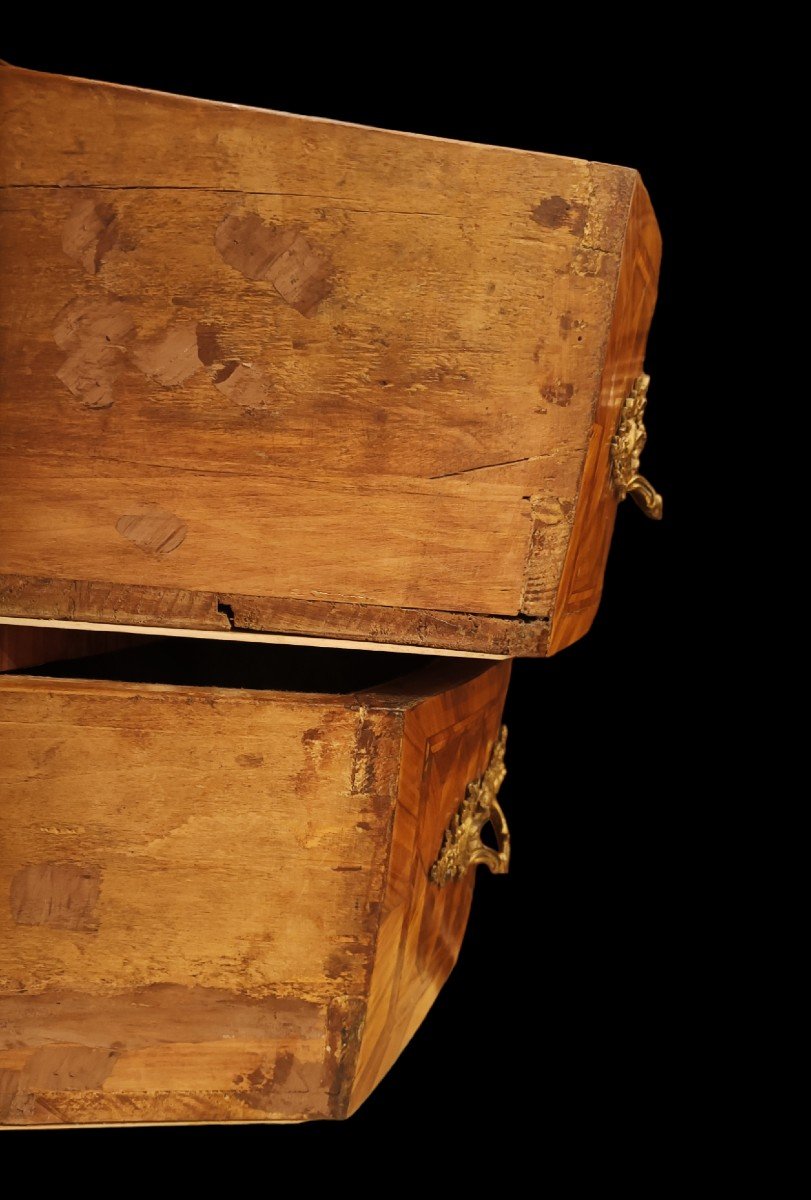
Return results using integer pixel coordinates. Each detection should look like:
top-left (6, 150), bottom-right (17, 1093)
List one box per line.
top-left (0, 626), bottom-right (511, 1125)
top-left (0, 62), bottom-right (662, 658)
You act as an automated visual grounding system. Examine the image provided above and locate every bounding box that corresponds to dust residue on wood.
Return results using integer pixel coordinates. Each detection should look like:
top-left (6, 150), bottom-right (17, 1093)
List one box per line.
top-left (10, 862), bottom-right (101, 931)
top-left (215, 210), bottom-right (333, 316)
top-left (115, 508), bottom-right (188, 557)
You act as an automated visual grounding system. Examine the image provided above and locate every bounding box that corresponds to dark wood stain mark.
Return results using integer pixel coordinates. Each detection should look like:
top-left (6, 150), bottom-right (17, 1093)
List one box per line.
top-left (541, 381), bottom-right (575, 407)
top-left (324, 952), bottom-right (348, 979)
top-left (532, 196), bottom-right (568, 228)
top-left (532, 196), bottom-right (588, 237)
top-left (331, 865), bottom-right (363, 873)
top-left (196, 322), bottom-right (223, 366)
top-left (559, 312), bottom-right (586, 338)
top-left (215, 210), bottom-right (334, 316)
top-left (62, 198), bottom-right (129, 275)
top-left (10, 862), bottom-right (101, 932)
top-left (236, 753), bottom-right (264, 767)
top-left (115, 508), bottom-right (188, 557)
top-left (272, 1051), bottom-right (295, 1089)
top-left (52, 296), bottom-right (135, 410)
top-left (131, 321), bottom-right (202, 386)
top-left (213, 360), bottom-right (240, 384)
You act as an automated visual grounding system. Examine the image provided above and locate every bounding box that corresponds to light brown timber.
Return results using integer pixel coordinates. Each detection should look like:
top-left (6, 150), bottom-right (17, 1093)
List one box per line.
top-left (0, 629), bottom-right (510, 1124)
top-left (0, 63), bottom-right (660, 656)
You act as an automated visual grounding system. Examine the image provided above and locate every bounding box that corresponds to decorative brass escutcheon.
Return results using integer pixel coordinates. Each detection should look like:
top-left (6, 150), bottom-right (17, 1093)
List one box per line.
top-left (611, 373), bottom-right (663, 520)
top-left (430, 725), bottom-right (510, 887)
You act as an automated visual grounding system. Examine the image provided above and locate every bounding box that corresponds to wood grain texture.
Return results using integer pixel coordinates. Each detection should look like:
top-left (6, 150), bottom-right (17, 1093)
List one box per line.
top-left (0, 631), bottom-right (509, 1124)
top-left (350, 660), bottom-right (510, 1112)
top-left (0, 574), bottom-right (232, 632)
top-left (0, 62), bottom-right (659, 655)
top-left (0, 575), bottom-right (541, 655)
top-left (548, 179), bottom-right (662, 652)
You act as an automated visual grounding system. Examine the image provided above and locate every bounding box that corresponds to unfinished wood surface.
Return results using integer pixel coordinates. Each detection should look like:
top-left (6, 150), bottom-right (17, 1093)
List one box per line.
top-left (0, 62), bottom-right (660, 655)
top-left (0, 632), bottom-right (509, 1124)
top-left (0, 674), bottom-right (387, 1122)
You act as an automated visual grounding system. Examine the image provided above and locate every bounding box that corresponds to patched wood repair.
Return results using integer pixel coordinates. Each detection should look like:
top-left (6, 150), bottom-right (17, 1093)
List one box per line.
top-left (61, 197), bottom-right (128, 275)
top-left (10, 862), bottom-right (101, 931)
top-left (115, 508), bottom-right (188, 557)
top-left (214, 210), bottom-right (333, 316)
top-left (131, 321), bottom-right (202, 387)
top-left (53, 295), bottom-right (136, 410)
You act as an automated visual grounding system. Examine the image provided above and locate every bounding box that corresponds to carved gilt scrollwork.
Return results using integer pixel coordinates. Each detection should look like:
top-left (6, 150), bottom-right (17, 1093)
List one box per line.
top-left (430, 726), bottom-right (510, 887)
top-left (611, 373), bottom-right (663, 520)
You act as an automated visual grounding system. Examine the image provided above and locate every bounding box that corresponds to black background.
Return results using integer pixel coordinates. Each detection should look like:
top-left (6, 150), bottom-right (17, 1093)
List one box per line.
top-left (1, 29), bottom-right (697, 1171)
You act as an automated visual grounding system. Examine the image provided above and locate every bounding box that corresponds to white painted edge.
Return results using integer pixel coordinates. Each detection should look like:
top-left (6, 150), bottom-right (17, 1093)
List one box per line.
top-left (0, 616), bottom-right (506, 661)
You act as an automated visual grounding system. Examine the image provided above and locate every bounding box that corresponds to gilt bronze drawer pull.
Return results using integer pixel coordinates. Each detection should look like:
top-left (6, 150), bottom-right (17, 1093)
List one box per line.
top-left (430, 725), bottom-right (510, 886)
top-left (611, 373), bottom-right (663, 520)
